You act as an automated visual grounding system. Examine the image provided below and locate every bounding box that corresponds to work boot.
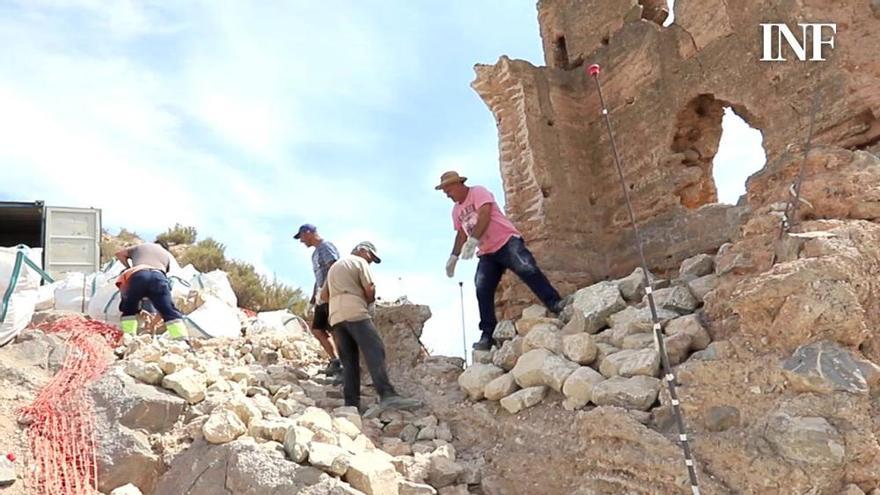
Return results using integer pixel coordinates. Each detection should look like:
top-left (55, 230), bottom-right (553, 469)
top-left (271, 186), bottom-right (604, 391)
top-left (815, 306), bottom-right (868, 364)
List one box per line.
top-left (472, 334), bottom-right (494, 351)
top-left (321, 359), bottom-right (342, 376)
top-left (379, 394), bottom-right (423, 411)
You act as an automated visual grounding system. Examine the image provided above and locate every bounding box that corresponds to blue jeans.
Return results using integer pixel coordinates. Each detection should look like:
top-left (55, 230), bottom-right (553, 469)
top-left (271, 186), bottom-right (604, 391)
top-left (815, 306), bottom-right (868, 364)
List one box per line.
top-left (475, 236), bottom-right (561, 337)
top-left (119, 270), bottom-right (184, 322)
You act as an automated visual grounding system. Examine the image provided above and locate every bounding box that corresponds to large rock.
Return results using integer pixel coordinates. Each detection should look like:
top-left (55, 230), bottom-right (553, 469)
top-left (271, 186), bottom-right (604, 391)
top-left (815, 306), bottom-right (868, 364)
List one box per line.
top-left (427, 456), bottom-right (464, 489)
top-left (687, 274), bottom-right (719, 302)
top-left (483, 373), bottom-right (519, 401)
top-left (599, 349), bottom-right (660, 378)
top-left (308, 442), bottom-right (352, 476)
top-left (492, 320), bottom-right (517, 341)
top-left (124, 360), bottom-right (164, 385)
top-left (679, 254), bottom-right (714, 279)
top-left (93, 416), bottom-right (163, 494)
top-left (158, 353), bottom-right (187, 375)
top-left (91, 367), bottom-right (185, 434)
top-left (283, 425), bottom-right (311, 463)
top-left (110, 484), bottom-right (143, 495)
top-left (345, 452), bottom-right (400, 495)
top-left (782, 340), bottom-right (871, 394)
top-left (591, 376), bottom-right (661, 411)
top-left (510, 349), bottom-right (578, 391)
top-left (499, 386), bottom-right (548, 414)
top-left (492, 337), bottom-right (523, 371)
top-left (399, 480), bottom-right (438, 494)
top-left (372, 304), bottom-right (431, 376)
top-left (248, 418), bottom-right (295, 443)
top-left (607, 306), bottom-right (678, 347)
top-left (562, 333), bottom-right (597, 365)
top-left (216, 396), bottom-right (263, 426)
top-left (562, 367), bottom-right (605, 410)
top-left (615, 267), bottom-right (652, 302)
top-left (203, 409), bottom-right (247, 444)
top-left (154, 438), bottom-right (327, 494)
top-left (521, 304), bottom-right (547, 319)
top-left (515, 318), bottom-right (561, 336)
top-left (522, 325), bottom-right (563, 354)
top-left (161, 368), bottom-right (207, 404)
top-left (571, 281), bottom-right (626, 333)
top-left (665, 314), bottom-right (711, 351)
top-left (764, 413), bottom-right (845, 466)
top-left (457, 364), bottom-right (504, 400)
top-left (643, 286), bottom-right (700, 314)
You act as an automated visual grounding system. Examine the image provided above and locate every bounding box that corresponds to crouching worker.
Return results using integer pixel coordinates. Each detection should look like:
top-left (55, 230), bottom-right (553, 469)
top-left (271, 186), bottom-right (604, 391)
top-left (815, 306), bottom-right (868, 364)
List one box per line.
top-left (115, 240), bottom-right (187, 339)
top-left (322, 241), bottom-right (421, 413)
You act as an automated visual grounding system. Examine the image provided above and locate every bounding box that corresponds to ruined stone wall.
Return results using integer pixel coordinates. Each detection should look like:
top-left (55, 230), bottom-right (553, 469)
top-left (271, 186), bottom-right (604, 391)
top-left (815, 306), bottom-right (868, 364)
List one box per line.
top-left (473, 0), bottom-right (880, 312)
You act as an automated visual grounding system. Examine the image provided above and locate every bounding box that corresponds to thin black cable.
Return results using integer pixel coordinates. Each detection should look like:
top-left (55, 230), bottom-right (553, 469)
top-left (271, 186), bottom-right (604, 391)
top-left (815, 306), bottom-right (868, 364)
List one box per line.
top-left (588, 64), bottom-right (701, 494)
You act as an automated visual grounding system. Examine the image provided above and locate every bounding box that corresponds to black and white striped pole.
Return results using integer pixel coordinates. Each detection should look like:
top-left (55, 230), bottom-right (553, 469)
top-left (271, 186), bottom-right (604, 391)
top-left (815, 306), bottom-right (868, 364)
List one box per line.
top-left (588, 63), bottom-right (701, 494)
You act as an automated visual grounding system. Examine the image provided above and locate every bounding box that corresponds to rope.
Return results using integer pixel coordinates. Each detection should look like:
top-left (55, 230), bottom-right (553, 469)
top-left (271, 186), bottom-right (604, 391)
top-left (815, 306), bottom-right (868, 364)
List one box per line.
top-left (18, 315), bottom-right (122, 494)
top-left (588, 64), bottom-right (701, 494)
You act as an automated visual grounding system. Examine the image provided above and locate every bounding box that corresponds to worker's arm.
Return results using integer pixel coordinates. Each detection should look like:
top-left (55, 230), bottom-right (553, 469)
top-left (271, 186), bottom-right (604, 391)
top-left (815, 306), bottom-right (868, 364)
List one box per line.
top-left (450, 229), bottom-right (467, 256)
top-left (471, 204), bottom-right (493, 240)
top-left (320, 282), bottom-right (329, 305)
top-left (362, 283), bottom-right (376, 304)
top-left (115, 248), bottom-right (132, 268)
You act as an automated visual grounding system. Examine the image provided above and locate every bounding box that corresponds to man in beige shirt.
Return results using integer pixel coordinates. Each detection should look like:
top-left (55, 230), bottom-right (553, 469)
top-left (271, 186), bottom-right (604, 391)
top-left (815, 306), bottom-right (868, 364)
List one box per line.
top-left (322, 241), bottom-right (421, 413)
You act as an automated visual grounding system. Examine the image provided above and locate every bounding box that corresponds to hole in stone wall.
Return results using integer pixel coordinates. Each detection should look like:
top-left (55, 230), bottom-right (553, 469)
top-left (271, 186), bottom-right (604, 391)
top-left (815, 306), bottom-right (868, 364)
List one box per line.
top-left (553, 36), bottom-right (569, 69)
top-left (638, 0), bottom-right (672, 25)
top-left (668, 95), bottom-right (766, 208)
top-left (713, 108), bottom-right (767, 204)
top-left (663, 0), bottom-right (675, 26)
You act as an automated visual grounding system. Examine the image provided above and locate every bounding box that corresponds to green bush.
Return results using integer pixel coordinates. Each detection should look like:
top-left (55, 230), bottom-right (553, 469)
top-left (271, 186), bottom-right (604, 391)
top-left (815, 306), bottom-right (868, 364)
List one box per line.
top-left (179, 238), bottom-right (226, 272)
top-left (157, 224), bottom-right (198, 246)
top-left (225, 260), bottom-right (308, 313)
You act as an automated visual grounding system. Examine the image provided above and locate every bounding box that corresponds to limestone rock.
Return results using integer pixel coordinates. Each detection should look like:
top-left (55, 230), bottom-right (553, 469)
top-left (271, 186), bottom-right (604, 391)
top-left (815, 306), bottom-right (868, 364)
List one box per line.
top-left (438, 485), bottom-right (469, 495)
top-left (782, 340), bottom-right (870, 394)
top-left (427, 456), bottom-right (464, 489)
top-left (622, 333), bottom-right (656, 350)
top-left (593, 343), bottom-right (621, 369)
top-left (0, 459), bottom-right (15, 487)
top-left (308, 442), bottom-right (352, 476)
top-left (591, 376), bottom-right (661, 411)
top-left (472, 349), bottom-right (494, 365)
top-left (687, 274), bottom-right (719, 301)
top-left (216, 396), bottom-right (262, 426)
top-left (283, 425), bottom-right (311, 463)
top-left (345, 452), bottom-right (400, 495)
top-left (91, 367), bottom-right (185, 434)
top-left (499, 386), bottom-right (548, 414)
top-left (522, 325), bottom-right (563, 354)
top-left (643, 286), bottom-right (699, 314)
top-left (663, 332), bottom-right (692, 366)
top-left (492, 337), bottom-right (523, 371)
top-left (608, 306), bottom-right (677, 346)
top-left (161, 368), bottom-right (207, 404)
top-left (248, 418), bottom-right (294, 443)
top-left (483, 373), bottom-right (519, 401)
top-left (522, 304), bottom-right (547, 319)
top-left (124, 360), bottom-right (164, 385)
top-left (571, 281), bottom-right (626, 333)
top-left (511, 348), bottom-right (578, 391)
top-left (297, 406), bottom-right (335, 432)
top-left (515, 318), bottom-right (561, 336)
top-left (492, 320), bottom-right (516, 341)
top-left (679, 254), bottom-right (714, 278)
top-left (203, 409), bottom-right (247, 444)
top-left (560, 310), bottom-right (587, 335)
top-left (666, 314), bottom-right (711, 351)
top-left (764, 413), bottom-right (845, 466)
top-left (706, 405), bottom-right (740, 432)
top-left (562, 333), bottom-right (597, 364)
top-left (599, 348), bottom-right (660, 378)
top-left (616, 267), bottom-right (653, 302)
top-left (399, 480), bottom-right (438, 494)
top-left (93, 416), bottom-right (163, 494)
top-left (110, 484), bottom-right (143, 495)
top-left (457, 363), bottom-right (505, 400)
top-left (562, 366), bottom-right (605, 410)
top-left (158, 353), bottom-right (186, 375)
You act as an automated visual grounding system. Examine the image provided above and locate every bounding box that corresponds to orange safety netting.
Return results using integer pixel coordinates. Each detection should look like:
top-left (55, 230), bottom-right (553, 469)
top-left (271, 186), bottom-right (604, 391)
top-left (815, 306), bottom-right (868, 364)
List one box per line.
top-left (18, 316), bottom-right (121, 495)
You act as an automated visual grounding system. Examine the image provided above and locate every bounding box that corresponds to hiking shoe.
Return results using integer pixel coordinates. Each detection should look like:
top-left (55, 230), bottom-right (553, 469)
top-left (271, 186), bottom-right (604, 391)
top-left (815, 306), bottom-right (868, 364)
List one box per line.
top-left (472, 335), bottom-right (494, 351)
top-left (379, 395), bottom-right (423, 411)
top-left (320, 359), bottom-right (342, 376)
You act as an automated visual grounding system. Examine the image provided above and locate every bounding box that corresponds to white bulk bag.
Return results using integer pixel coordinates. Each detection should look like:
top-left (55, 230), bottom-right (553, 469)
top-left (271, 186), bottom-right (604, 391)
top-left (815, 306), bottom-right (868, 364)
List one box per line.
top-left (192, 270), bottom-right (237, 308)
top-left (0, 290), bottom-right (38, 346)
top-left (184, 295), bottom-right (240, 338)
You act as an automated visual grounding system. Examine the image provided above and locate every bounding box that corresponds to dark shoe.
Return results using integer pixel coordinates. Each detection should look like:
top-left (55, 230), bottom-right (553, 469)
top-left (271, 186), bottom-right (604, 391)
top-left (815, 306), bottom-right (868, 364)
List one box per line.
top-left (320, 359), bottom-right (342, 376)
top-left (472, 335), bottom-right (494, 351)
top-left (379, 394), bottom-right (423, 411)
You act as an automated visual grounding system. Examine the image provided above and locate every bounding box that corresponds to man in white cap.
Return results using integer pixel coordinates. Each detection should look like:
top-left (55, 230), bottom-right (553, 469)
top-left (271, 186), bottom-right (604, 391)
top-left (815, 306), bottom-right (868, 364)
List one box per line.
top-left (436, 171), bottom-right (564, 351)
top-left (321, 241), bottom-right (421, 413)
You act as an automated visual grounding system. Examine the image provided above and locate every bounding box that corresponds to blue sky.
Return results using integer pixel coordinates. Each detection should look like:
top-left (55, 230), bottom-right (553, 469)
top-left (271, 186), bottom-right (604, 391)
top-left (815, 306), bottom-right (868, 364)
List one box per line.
top-left (0, 0), bottom-right (763, 358)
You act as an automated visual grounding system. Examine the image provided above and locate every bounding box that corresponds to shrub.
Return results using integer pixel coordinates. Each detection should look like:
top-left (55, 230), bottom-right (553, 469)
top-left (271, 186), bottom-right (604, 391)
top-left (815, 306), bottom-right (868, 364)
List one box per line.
top-left (157, 224), bottom-right (198, 246)
top-left (225, 260), bottom-right (308, 313)
top-left (179, 238), bottom-right (226, 272)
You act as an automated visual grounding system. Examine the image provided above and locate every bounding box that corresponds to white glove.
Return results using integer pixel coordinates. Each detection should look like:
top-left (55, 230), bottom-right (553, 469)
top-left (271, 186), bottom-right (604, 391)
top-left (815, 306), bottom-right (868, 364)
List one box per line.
top-left (445, 255), bottom-right (458, 278)
top-left (460, 237), bottom-right (479, 260)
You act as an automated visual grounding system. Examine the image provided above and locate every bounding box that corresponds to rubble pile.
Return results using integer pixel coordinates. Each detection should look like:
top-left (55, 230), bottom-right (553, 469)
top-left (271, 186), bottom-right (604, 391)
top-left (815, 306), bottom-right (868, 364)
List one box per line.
top-left (460, 252), bottom-right (715, 414)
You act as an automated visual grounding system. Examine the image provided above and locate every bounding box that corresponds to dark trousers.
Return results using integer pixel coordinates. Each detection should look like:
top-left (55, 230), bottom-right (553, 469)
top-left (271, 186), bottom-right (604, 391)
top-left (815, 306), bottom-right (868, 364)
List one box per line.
top-left (119, 270), bottom-right (184, 322)
top-left (475, 236), bottom-right (561, 337)
top-left (332, 318), bottom-right (396, 408)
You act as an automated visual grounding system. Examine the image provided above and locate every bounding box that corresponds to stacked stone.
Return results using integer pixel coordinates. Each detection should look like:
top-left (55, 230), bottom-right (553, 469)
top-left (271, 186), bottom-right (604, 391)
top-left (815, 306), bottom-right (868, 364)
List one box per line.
top-left (103, 322), bottom-right (479, 494)
top-left (459, 253), bottom-right (717, 414)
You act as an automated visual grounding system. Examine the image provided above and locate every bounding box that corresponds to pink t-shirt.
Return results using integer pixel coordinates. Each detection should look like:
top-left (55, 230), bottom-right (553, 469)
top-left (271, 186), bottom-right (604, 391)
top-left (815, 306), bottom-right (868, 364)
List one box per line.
top-left (452, 186), bottom-right (521, 255)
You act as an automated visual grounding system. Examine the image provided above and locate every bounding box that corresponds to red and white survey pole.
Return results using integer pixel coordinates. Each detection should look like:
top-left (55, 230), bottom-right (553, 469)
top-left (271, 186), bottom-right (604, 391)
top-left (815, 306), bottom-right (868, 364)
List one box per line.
top-left (588, 63), bottom-right (701, 494)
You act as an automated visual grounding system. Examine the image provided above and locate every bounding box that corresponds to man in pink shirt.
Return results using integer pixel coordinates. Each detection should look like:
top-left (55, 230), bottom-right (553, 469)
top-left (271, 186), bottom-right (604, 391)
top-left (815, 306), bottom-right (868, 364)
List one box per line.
top-left (436, 171), bottom-right (564, 350)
